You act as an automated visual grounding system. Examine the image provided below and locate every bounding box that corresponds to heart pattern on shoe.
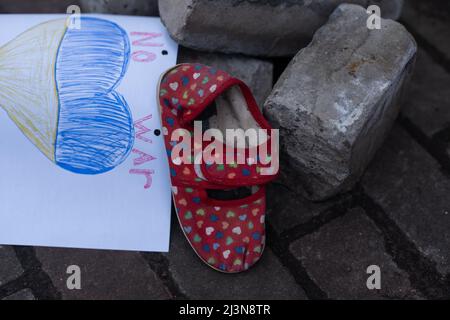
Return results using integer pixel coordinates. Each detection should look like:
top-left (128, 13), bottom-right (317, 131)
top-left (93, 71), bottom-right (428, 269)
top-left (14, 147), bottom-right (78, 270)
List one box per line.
top-left (158, 63), bottom-right (275, 273)
top-left (173, 186), bottom-right (266, 273)
top-left (159, 63), bottom-right (277, 190)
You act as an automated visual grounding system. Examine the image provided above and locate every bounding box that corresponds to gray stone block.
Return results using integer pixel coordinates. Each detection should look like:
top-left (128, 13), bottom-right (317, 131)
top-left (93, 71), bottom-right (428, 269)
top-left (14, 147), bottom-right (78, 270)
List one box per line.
top-left (35, 248), bottom-right (170, 299)
top-left (0, 246), bottom-right (23, 286)
top-left (290, 208), bottom-right (421, 299)
top-left (3, 289), bottom-right (35, 300)
top-left (402, 0), bottom-right (450, 62)
top-left (0, 0), bottom-right (77, 13)
top-left (80, 0), bottom-right (158, 16)
top-left (0, 0), bottom-right (159, 16)
top-left (177, 47), bottom-right (273, 107)
top-left (159, 0), bottom-right (403, 57)
top-left (264, 4), bottom-right (417, 200)
top-left (362, 125), bottom-right (450, 277)
top-left (165, 227), bottom-right (307, 299)
top-left (401, 49), bottom-right (450, 136)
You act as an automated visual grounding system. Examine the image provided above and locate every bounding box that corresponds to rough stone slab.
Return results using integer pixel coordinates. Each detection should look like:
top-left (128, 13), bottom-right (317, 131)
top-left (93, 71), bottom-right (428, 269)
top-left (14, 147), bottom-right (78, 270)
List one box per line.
top-left (402, 0), bottom-right (450, 61)
top-left (165, 227), bottom-right (307, 299)
top-left (401, 49), bottom-right (450, 136)
top-left (35, 248), bottom-right (170, 299)
top-left (264, 4), bottom-right (417, 200)
top-left (177, 47), bottom-right (273, 107)
top-left (159, 0), bottom-right (403, 57)
top-left (0, 246), bottom-right (23, 286)
top-left (266, 183), bottom-right (335, 234)
top-left (3, 289), bottom-right (35, 300)
top-left (0, 0), bottom-right (159, 16)
top-left (0, 0), bottom-right (77, 13)
top-left (362, 125), bottom-right (450, 277)
top-left (80, 0), bottom-right (159, 16)
top-left (290, 208), bottom-right (421, 299)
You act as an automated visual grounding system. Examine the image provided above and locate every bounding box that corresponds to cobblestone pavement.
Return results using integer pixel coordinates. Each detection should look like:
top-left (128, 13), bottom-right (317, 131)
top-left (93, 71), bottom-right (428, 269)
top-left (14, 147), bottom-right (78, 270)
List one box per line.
top-left (0, 1), bottom-right (449, 300)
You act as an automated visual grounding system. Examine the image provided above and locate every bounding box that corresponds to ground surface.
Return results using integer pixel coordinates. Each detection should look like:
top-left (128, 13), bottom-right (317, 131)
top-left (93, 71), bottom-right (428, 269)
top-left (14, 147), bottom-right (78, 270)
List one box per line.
top-left (0, 0), bottom-right (449, 300)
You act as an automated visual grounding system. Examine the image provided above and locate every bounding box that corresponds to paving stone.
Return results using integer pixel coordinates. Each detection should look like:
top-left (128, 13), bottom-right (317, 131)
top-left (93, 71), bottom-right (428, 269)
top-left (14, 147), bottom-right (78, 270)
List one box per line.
top-left (0, 0), bottom-right (78, 13)
top-left (159, 0), bottom-right (403, 57)
top-left (0, 246), bottom-right (23, 286)
top-left (362, 125), bottom-right (450, 276)
top-left (0, 0), bottom-right (159, 16)
top-left (401, 49), bottom-right (450, 136)
top-left (3, 289), bottom-right (35, 300)
top-left (80, 0), bottom-right (159, 16)
top-left (165, 226), bottom-right (307, 299)
top-left (177, 47), bottom-right (273, 107)
top-left (266, 183), bottom-right (335, 234)
top-left (35, 248), bottom-right (170, 300)
top-left (402, 0), bottom-right (450, 61)
top-left (264, 4), bottom-right (417, 201)
top-left (290, 208), bottom-right (421, 299)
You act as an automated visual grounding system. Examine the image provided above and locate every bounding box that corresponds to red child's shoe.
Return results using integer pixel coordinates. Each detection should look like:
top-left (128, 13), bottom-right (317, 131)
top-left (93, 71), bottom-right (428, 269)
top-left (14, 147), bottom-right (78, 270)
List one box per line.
top-left (157, 63), bottom-right (278, 273)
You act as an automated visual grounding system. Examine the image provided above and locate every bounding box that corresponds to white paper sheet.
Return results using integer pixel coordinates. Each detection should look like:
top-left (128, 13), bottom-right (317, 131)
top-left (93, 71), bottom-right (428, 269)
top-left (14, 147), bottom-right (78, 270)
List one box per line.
top-left (0, 14), bottom-right (177, 252)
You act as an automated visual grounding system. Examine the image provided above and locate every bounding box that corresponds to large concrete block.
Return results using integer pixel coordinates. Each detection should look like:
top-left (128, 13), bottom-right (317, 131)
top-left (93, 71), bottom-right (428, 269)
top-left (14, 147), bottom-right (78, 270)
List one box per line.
top-left (80, 0), bottom-right (158, 16)
top-left (264, 4), bottom-right (417, 200)
top-left (0, 0), bottom-right (77, 13)
top-left (159, 0), bottom-right (404, 57)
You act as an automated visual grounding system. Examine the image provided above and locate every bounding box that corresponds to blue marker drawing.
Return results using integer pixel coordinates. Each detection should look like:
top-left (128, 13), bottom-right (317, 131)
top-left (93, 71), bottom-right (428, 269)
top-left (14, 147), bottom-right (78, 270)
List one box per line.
top-left (0, 17), bottom-right (134, 175)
